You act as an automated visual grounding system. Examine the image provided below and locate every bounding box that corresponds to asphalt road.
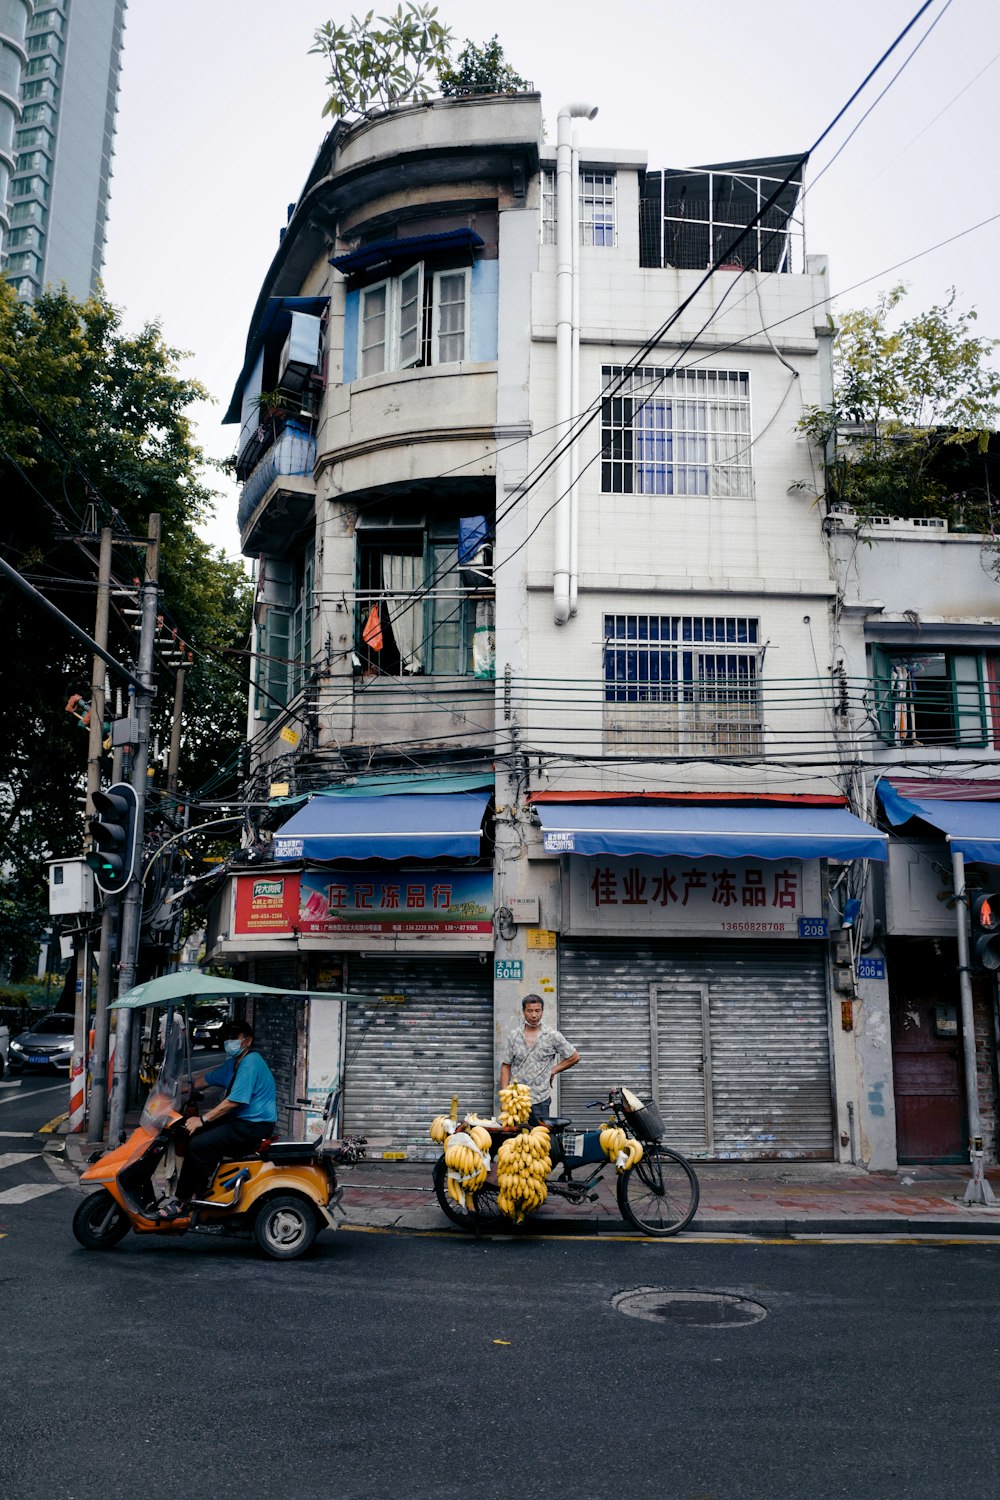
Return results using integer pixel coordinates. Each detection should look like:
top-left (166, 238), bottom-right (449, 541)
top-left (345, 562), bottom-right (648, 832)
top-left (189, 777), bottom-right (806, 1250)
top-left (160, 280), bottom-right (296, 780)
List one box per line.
top-left (3, 1075), bottom-right (1000, 1500)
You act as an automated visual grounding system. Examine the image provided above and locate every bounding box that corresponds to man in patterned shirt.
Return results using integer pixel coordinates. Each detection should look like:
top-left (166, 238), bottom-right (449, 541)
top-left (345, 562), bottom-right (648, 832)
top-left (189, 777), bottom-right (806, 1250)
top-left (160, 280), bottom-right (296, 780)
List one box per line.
top-left (499, 994), bottom-right (580, 1123)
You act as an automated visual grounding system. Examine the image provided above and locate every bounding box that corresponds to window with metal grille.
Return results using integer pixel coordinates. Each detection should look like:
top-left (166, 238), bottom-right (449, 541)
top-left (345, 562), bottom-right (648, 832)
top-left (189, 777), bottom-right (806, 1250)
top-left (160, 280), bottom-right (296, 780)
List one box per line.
top-left (602, 366), bottom-right (752, 497)
top-left (355, 514), bottom-right (484, 677)
top-left (541, 168), bottom-right (556, 244)
top-left (603, 614), bottom-right (762, 756)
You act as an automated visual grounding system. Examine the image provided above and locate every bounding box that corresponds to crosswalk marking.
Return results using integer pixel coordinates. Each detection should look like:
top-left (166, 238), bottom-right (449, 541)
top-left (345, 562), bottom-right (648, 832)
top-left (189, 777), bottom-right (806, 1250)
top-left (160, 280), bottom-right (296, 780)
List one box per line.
top-left (0, 1080), bottom-right (22, 1090)
top-left (0, 1130), bottom-right (35, 1138)
top-left (0, 1182), bottom-right (64, 1205)
top-left (0, 1152), bottom-right (41, 1172)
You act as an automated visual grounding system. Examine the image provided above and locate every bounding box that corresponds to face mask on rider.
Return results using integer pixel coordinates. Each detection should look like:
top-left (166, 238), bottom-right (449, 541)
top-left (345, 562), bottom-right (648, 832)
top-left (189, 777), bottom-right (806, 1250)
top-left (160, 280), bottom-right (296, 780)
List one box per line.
top-left (224, 1038), bottom-right (244, 1057)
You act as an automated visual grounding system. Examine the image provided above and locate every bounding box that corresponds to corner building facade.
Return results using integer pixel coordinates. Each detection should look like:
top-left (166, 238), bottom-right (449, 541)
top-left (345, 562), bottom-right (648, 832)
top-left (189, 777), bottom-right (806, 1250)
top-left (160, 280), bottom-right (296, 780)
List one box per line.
top-left (213, 92), bottom-right (890, 1163)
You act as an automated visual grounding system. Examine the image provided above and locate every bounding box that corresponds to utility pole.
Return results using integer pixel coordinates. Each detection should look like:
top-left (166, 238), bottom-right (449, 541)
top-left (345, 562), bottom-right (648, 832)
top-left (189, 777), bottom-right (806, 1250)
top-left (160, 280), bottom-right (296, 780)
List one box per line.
top-left (107, 515), bottom-right (160, 1143)
top-left (80, 528), bottom-right (113, 1138)
top-left (166, 661), bottom-right (187, 795)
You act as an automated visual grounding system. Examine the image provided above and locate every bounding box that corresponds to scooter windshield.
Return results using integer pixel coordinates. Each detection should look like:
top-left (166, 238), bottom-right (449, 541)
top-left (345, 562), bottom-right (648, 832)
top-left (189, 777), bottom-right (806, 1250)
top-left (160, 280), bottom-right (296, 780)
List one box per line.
top-left (140, 1014), bottom-right (190, 1129)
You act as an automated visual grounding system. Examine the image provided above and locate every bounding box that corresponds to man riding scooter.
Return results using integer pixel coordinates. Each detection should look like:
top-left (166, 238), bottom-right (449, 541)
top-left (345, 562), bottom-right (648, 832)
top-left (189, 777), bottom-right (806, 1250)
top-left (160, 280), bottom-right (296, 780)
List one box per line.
top-left (158, 1020), bottom-right (276, 1220)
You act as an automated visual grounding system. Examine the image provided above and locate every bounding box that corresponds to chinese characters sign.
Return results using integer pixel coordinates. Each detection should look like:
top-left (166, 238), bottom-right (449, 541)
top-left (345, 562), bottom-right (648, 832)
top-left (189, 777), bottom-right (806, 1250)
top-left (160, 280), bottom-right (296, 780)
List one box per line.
top-left (569, 857), bottom-right (818, 937)
top-left (234, 869), bottom-right (492, 937)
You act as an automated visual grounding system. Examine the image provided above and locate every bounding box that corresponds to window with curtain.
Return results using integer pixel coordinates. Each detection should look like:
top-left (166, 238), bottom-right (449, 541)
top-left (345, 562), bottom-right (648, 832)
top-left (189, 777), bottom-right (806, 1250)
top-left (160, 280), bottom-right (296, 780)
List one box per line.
top-left (356, 521), bottom-right (480, 676)
top-left (873, 648), bottom-right (988, 747)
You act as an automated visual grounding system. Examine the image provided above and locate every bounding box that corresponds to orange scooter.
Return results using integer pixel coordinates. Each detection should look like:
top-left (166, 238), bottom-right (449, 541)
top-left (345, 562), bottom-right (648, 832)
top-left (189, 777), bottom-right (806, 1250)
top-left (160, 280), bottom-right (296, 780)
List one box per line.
top-left (73, 1021), bottom-right (363, 1260)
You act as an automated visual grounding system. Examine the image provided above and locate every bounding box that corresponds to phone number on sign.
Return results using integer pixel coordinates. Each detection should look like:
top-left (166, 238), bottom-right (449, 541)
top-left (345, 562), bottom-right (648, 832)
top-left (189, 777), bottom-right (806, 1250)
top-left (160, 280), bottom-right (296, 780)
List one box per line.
top-left (720, 921), bottom-right (791, 932)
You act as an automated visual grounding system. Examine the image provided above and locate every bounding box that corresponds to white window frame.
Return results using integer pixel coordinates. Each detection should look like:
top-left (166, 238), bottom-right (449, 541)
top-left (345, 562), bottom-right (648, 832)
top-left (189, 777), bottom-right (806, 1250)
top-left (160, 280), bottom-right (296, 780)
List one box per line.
top-left (580, 170), bottom-right (616, 248)
top-left (431, 266), bottom-right (469, 366)
top-left (356, 262), bottom-right (469, 379)
top-left (359, 277), bottom-right (390, 378)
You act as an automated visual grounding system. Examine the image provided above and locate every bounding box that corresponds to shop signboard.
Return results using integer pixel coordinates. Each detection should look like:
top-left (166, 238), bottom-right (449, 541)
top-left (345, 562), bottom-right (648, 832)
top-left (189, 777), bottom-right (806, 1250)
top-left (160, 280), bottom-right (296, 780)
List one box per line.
top-left (297, 868), bottom-right (493, 935)
top-left (234, 872), bottom-right (301, 933)
top-left (567, 856), bottom-right (820, 937)
top-left (235, 868), bottom-right (493, 936)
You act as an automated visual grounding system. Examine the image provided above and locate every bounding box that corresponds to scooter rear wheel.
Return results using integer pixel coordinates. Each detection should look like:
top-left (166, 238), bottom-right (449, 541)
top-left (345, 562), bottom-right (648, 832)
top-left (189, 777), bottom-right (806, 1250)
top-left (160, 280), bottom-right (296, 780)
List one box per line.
top-left (253, 1193), bottom-right (319, 1260)
top-left (72, 1189), bottom-right (131, 1250)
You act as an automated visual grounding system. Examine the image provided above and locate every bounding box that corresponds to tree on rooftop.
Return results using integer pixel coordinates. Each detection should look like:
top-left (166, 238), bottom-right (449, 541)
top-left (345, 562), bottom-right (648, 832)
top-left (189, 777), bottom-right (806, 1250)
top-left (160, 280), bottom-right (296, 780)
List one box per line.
top-left (800, 284), bottom-right (1000, 529)
top-left (311, 4), bottom-right (453, 119)
top-left (439, 35), bottom-right (528, 96)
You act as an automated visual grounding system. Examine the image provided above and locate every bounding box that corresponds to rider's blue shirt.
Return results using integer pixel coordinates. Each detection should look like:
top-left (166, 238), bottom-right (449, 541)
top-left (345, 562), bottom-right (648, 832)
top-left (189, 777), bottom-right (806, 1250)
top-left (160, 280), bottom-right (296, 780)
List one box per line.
top-left (205, 1051), bottom-right (277, 1123)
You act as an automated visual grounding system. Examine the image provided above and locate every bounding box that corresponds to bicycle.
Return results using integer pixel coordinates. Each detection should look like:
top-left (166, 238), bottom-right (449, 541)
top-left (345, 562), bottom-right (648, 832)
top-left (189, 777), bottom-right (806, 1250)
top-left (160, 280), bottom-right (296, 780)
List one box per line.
top-left (432, 1087), bottom-right (699, 1238)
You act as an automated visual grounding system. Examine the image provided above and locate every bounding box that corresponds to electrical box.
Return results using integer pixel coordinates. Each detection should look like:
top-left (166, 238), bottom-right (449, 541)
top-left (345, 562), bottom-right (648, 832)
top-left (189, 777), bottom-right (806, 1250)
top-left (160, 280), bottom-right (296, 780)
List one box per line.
top-left (48, 857), bottom-right (96, 915)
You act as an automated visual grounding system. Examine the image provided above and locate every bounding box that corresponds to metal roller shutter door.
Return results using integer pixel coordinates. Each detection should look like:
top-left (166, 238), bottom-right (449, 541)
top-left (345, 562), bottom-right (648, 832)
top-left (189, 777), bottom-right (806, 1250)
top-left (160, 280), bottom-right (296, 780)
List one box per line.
top-left (248, 957), bottom-right (305, 1135)
top-left (343, 955), bottom-right (493, 1159)
top-left (559, 940), bottom-right (833, 1160)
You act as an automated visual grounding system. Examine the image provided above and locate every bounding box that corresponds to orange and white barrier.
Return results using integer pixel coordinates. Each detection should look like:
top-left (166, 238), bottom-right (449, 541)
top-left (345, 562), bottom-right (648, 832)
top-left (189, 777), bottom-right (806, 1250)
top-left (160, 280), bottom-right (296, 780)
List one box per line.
top-left (68, 1054), bottom-right (86, 1133)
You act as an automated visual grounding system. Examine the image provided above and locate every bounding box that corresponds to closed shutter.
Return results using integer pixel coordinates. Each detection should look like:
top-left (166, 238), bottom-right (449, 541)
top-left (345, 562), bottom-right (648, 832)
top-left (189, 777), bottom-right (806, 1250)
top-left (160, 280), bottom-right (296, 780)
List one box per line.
top-left (559, 940), bottom-right (832, 1160)
top-left (343, 955), bottom-right (493, 1159)
top-left (557, 941), bottom-right (654, 1124)
top-left (248, 957), bottom-right (304, 1135)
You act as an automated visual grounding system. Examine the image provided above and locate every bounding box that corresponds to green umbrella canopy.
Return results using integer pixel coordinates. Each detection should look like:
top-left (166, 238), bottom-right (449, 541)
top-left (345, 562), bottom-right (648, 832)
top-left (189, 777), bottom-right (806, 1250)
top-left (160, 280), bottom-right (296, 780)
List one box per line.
top-left (111, 971), bottom-right (372, 1010)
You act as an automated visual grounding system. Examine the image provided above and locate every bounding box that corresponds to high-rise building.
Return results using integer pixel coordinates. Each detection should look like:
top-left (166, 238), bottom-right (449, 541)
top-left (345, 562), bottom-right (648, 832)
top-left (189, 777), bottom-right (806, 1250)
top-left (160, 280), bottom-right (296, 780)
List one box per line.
top-left (0, 0), bottom-right (31, 245)
top-left (3, 0), bottom-right (126, 300)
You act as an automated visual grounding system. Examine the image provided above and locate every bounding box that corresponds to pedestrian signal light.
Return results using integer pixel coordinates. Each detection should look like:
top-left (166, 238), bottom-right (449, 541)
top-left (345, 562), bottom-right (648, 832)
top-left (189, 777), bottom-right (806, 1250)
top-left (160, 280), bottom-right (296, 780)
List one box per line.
top-left (85, 782), bottom-right (139, 895)
top-left (971, 891), bottom-right (1000, 971)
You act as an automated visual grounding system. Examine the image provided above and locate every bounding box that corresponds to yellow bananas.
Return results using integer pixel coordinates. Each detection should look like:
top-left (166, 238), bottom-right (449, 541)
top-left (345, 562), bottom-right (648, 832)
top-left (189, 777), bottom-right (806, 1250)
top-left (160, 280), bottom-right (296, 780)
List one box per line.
top-left (429, 1115), bottom-right (453, 1145)
top-left (498, 1083), bottom-right (532, 1128)
top-left (496, 1125), bottom-right (552, 1223)
top-left (600, 1125), bottom-right (644, 1173)
top-left (443, 1128), bottom-right (491, 1210)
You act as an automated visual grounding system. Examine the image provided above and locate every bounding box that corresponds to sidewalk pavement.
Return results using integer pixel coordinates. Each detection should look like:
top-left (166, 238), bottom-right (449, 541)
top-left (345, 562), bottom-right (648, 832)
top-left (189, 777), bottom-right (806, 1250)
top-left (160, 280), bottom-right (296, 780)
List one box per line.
top-left (61, 1128), bottom-right (1000, 1237)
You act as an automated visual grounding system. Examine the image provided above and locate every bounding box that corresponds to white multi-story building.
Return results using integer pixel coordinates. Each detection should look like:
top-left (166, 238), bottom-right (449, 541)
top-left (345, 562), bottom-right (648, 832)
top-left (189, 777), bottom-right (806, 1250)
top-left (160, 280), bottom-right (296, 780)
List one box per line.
top-left (210, 90), bottom-right (906, 1165)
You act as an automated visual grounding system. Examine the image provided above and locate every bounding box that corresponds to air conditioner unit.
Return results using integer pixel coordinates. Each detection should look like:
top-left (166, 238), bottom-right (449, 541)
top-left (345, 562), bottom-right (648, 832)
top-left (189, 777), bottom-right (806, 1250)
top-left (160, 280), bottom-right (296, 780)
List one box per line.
top-left (277, 311), bottom-right (322, 394)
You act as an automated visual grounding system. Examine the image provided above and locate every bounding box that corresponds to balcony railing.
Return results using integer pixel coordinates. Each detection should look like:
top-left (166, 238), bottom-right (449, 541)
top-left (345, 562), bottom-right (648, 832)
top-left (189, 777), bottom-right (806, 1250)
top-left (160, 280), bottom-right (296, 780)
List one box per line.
top-left (237, 421), bottom-right (316, 537)
top-left (603, 697), bottom-right (763, 757)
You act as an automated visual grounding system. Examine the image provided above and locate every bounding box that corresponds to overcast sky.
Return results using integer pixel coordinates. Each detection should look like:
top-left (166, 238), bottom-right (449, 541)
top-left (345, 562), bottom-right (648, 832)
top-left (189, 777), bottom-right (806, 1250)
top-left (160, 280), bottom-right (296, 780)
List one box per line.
top-left (100, 0), bottom-right (1000, 558)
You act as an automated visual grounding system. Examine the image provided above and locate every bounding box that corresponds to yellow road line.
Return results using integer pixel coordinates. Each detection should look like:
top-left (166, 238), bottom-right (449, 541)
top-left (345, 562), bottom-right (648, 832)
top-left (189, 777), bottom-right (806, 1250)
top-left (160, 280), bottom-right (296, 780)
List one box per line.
top-left (338, 1223), bottom-right (999, 1247)
top-left (38, 1112), bottom-right (68, 1134)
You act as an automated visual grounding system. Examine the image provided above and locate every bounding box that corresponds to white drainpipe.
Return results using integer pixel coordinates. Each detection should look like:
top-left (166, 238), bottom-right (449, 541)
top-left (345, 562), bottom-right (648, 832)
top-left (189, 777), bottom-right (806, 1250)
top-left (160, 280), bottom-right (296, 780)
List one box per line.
top-left (569, 127), bottom-right (581, 617)
top-left (554, 101), bottom-right (597, 626)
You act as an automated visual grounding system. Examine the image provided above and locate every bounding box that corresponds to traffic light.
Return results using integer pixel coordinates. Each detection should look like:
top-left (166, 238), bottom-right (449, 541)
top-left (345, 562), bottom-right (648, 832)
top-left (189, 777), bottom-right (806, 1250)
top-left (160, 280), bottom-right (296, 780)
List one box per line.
top-left (86, 782), bottom-right (139, 895)
top-left (971, 891), bottom-right (1000, 971)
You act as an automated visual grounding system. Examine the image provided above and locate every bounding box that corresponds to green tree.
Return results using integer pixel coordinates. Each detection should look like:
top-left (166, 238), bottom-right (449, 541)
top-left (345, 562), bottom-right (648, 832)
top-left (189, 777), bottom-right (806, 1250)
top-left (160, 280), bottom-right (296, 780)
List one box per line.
top-left (0, 283), bottom-right (251, 963)
top-left (801, 284), bottom-right (1000, 527)
top-left (439, 35), bottom-right (528, 96)
top-left (311, 4), bottom-right (452, 119)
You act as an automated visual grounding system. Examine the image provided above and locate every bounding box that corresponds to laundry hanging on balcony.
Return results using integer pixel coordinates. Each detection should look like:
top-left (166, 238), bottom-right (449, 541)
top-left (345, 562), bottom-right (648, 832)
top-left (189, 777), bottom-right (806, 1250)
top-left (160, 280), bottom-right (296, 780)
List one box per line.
top-left (361, 603), bottom-right (383, 651)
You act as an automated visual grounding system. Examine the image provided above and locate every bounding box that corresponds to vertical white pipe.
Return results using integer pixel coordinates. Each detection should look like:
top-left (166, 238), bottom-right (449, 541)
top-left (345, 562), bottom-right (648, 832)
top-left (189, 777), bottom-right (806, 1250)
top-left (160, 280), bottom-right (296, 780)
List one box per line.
top-left (569, 129), bottom-right (581, 617)
top-left (553, 102), bottom-right (597, 627)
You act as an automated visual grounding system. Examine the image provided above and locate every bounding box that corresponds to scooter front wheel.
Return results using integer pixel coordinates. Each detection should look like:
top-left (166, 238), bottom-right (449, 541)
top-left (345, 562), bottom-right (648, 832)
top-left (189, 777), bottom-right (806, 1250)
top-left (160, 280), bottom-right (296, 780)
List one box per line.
top-left (73, 1189), bottom-right (131, 1250)
top-left (253, 1193), bottom-right (319, 1260)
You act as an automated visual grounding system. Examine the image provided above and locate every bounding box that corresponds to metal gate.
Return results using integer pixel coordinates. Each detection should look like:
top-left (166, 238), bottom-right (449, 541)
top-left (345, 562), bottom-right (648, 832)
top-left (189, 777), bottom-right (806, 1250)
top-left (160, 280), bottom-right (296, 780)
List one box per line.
top-left (559, 940), bottom-right (833, 1160)
top-left (248, 957), bottom-right (305, 1135)
top-left (343, 955), bottom-right (493, 1158)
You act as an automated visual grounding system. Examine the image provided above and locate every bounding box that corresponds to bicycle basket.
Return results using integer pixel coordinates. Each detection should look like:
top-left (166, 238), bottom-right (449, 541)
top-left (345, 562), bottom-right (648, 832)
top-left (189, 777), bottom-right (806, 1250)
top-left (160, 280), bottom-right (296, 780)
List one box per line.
top-left (625, 1098), bottom-right (664, 1142)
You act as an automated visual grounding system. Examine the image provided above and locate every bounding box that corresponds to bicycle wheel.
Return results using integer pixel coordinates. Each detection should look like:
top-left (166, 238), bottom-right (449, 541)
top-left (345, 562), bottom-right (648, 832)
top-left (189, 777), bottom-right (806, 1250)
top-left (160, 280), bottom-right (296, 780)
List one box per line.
top-left (617, 1145), bottom-right (699, 1237)
top-left (432, 1157), bottom-right (505, 1231)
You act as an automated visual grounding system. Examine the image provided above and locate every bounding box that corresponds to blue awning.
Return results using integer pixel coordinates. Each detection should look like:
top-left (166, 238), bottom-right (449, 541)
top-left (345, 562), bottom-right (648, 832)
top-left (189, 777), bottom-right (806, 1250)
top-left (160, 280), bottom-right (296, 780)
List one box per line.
top-left (535, 802), bottom-right (887, 861)
top-left (329, 228), bottom-right (483, 277)
top-left (272, 791), bottom-right (491, 862)
top-left (877, 782), bottom-right (1000, 863)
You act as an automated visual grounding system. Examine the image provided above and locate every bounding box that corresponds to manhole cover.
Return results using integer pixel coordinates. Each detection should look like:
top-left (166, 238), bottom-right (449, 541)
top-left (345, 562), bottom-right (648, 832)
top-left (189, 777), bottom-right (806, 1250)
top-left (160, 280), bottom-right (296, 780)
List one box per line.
top-left (613, 1288), bottom-right (767, 1328)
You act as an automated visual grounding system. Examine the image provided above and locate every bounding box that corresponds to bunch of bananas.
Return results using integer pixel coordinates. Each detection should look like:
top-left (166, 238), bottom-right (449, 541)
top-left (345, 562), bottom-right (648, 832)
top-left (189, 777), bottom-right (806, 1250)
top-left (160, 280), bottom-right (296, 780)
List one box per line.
top-left (498, 1082), bottom-right (532, 1128)
top-left (429, 1115), bottom-right (454, 1145)
top-left (599, 1124), bottom-right (644, 1173)
top-left (496, 1125), bottom-right (552, 1222)
top-left (442, 1127), bottom-right (492, 1210)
